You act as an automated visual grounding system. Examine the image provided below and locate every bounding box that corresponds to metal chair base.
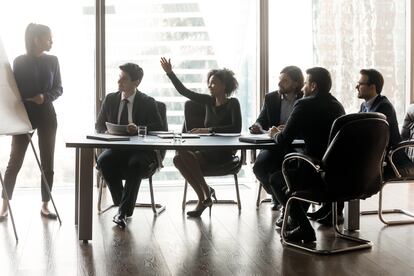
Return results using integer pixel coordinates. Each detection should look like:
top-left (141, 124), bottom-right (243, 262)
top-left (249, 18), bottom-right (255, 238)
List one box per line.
top-left (256, 182), bottom-right (272, 208)
top-left (282, 197), bottom-right (372, 255)
top-left (97, 176), bottom-right (166, 216)
top-left (182, 174), bottom-right (241, 211)
top-left (360, 187), bottom-right (414, 225)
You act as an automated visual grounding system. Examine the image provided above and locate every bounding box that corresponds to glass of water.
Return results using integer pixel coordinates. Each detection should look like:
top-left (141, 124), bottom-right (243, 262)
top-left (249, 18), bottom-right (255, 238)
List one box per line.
top-left (173, 130), bottom-right (182, 143)
top-left (137, 125), bottom-right (147, 138)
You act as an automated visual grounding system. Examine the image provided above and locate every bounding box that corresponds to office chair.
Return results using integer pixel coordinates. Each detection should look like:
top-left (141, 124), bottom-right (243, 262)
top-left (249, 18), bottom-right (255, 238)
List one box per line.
top-left (180, 100), bottom-right (245, 210)
top-left (97, 100), bottom-right (167, 216)
top-left (361, 105), bottom-right (414, 225)
top-left (281, 113), bottom-right (389, 254)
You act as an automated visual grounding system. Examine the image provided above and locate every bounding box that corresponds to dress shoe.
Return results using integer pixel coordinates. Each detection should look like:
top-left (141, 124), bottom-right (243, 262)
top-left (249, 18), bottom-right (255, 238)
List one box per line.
top-left (284, 226), bottom-right (316, 243)
top-left (272, 203), bottom-right (282, 211)
top-left (307, 204), bottom-right (331, 221)
top-left (40, 210), bottom-right (58, 219)
top-left (0, 212), bottom-right (8, 221)
top-left (113, 213), bottom-right (127, 228)
top-left (187, 198), bottom-right (213, 218)
top-left (317, 212), bottom-right (344, 226)
top-left (275, 208), bottom-right (285, 228)
top-left (209, 187), bottom-right (218, 203)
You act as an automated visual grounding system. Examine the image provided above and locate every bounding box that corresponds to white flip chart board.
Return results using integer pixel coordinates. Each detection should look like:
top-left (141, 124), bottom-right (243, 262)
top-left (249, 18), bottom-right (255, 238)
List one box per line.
top-left (0, 37), bottom-right (32, 135)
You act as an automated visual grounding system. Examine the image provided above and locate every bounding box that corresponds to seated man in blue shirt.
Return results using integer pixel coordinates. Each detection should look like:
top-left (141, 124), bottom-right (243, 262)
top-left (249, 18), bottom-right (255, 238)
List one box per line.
top-left (95, 63), bottom-right (163, 228)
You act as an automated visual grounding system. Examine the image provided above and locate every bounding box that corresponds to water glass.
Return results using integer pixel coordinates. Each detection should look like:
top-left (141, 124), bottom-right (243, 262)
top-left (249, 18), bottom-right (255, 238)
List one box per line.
top-left (138, 125), bottom-right (147, 138)
top-left (173, 131), bottom-right (183, 143)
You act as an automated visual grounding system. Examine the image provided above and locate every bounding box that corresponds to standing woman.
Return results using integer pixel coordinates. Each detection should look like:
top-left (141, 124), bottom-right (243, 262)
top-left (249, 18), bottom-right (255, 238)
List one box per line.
top-left (160, 57), bottom-right (241, 217)
top-left (0, 23), bottom-right (62, 219)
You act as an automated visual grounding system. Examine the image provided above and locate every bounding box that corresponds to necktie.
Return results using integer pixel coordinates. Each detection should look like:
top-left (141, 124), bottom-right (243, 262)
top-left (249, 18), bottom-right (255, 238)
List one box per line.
top-left (119, 99), bottom-right (129, 125)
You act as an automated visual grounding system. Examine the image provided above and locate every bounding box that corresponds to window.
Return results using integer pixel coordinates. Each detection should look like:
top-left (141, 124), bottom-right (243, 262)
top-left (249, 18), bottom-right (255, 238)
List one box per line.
top-left (0, 0), bottom-right (95, 187)
top-left (105, 0), bottom-right (257, 186)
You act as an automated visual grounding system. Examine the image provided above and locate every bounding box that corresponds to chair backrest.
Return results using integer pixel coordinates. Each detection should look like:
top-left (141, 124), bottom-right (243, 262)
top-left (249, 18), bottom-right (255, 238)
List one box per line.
top-left (322, 113), bottom-right (389, 201)
top-left (183, 100), bottom-right (205, 132)
top-left (401, 104), bottom-right (414, 141)
top-left (156, 100), bottom-right (168, 132)
top-left (155, 100), bottom-right (168, 161)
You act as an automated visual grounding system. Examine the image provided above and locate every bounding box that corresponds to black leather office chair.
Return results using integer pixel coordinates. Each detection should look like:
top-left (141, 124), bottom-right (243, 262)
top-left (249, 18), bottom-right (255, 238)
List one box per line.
top-left (97, 100), bottom-right (168, 216)
top-left (281, 113), bottom-right (389, 254)
top-left (361, 105), bottom-right (414, 225)
top-left (181, 100), bottom-right (245, 210)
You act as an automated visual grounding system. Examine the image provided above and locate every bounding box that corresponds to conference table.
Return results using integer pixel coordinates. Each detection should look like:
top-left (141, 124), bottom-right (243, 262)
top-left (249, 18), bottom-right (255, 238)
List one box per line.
top-left (65, 134), bottom-right (358, 242)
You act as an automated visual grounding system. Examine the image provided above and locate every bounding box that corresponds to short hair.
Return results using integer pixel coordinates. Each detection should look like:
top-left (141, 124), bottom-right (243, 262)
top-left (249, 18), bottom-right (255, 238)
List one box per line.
top-left (360, 69), bottom-right (384, 94)
top-left (119, 63), bottom-right (144, 82)
top-left (25, 23), bottom-right (51, 54)
top-left (305, 67), bottom-right (332, 94)
top-left (280, 65), bottom-right (304, 95)
top-left (207, 68), bottom-right (238, 96)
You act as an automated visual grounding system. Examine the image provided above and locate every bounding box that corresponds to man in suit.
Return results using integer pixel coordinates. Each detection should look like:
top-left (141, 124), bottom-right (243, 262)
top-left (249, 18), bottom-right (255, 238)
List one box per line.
top-left (96, 63), bottom-right (162, 228)
top-left (250, 66), bottom-right (304, 211)
top-left (308, 68), bottom-right (410, 225)
top-left (269, 67), bottom-right (345, 242)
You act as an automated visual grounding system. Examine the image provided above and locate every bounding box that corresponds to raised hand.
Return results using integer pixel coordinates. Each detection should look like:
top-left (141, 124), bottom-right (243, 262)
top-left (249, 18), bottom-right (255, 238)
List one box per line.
top-left (160, 57), bottom-right (173, 73)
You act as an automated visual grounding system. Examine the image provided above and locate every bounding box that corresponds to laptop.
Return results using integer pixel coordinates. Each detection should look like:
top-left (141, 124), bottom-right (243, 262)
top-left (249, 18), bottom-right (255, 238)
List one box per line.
top-left (239, 134), bottom-right (275, 144)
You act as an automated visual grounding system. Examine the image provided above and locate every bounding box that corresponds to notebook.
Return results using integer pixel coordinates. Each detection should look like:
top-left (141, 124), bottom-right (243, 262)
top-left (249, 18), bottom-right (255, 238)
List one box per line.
top-left (157, 133), bottom-right (200, 139)
top-left (105, 122), bottom-right (129, 135)
top-left (238, 134), bottom-right (275, 144)
top-left (86, 134), bottom-right (130, 141)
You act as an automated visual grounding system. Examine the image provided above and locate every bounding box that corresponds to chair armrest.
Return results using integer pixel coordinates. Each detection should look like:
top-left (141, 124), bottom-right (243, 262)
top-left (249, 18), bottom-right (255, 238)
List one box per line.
top-left (250, 149), bottom-right (257, 164)
top-left (282, 152), bottom-right (322, 171)
top-left (240, 149), bottom-right (247, 165)
top-left (281, 152), bottom-right (322, 192)
top-left (388, 140), bottom-right (414, 178)
top-left (154, 150), bottom-right (164, 170)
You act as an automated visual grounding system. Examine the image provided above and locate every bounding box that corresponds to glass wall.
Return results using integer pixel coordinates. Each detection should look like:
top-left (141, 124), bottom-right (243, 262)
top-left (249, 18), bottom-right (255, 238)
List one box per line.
top-left (0, 0), bottom-right (409, 188)
top-left (0, 0), bottom-right (95, 187)
top-left (312, 0), bottom-right (406, 120)
top-left (270, 0), bottom-right (406, 122)
top-left (104, 0), bottom-right (257, 186)
top-left (268, 0), bottom-right (313, 92)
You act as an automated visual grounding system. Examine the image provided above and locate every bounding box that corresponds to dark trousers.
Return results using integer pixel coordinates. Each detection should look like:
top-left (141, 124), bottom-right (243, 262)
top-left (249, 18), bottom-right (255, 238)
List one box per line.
top-left (97, 149), bottom-right (156, 216)
top-left (253, 145), bottom-right (289, 197)
top-left (270, 163), bottom-right (323, 230)
top-left (2, 106), bottom-right (57, 202)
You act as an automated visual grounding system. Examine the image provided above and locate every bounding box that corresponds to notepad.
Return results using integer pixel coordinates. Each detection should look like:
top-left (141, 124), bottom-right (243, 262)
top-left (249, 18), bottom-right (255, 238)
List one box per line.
top-left (105, 122), bottom-right (129, 135)
top-left (86, 134), bottom-right (130, 141)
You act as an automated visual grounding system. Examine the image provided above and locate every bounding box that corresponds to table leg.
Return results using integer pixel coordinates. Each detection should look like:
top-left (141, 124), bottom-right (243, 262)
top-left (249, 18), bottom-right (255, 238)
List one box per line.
top-left (78, 147), bottom-right (94, 241)
top-left (75, 148), bottom-right (79, 225)
top-left (344, 199), bottom-right (360, 231)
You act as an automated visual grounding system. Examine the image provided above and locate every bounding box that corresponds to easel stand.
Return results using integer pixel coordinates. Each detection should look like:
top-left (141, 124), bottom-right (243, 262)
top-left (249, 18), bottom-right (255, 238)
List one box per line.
top-left (0, 172), bottom-right (18, 242)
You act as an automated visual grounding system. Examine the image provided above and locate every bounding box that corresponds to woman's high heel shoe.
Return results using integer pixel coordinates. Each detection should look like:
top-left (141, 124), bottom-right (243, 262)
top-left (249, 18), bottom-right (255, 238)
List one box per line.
top-left (209, 187), bottom-right (218, 203)
top-left (187, 198), bottom-right (213, 217)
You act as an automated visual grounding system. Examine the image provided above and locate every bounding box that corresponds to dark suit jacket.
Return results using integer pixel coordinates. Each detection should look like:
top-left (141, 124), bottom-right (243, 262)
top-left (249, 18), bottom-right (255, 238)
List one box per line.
top-left (360, 95), bottom-right (413, 176)
top-left (359, 95), bottom-right (401, 147)
top-left (255, 91), bottom-right (302, 130)
top-left (96, 90), bottom-right (163, 133)
top-left (274, 92), bottom-right (345, 160)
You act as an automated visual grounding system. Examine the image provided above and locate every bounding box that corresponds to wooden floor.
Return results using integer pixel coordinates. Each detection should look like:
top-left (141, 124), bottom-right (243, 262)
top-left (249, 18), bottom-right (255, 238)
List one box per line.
top-left (1, 180), bottom-right (414, 276)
